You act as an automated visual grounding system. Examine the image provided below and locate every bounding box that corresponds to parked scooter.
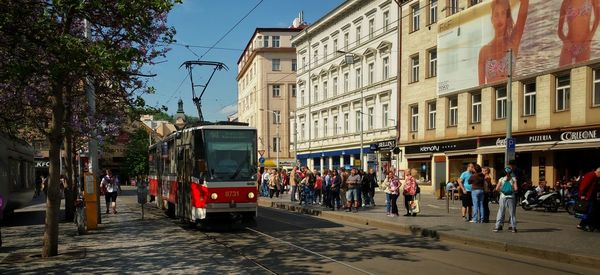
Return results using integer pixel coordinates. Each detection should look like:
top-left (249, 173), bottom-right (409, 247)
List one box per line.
top-left (521, 189), bottom-right (561, 212)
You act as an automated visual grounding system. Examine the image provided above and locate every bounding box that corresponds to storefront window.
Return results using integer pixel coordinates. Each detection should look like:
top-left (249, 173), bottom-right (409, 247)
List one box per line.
top-left (448, 156), bottom-right (477, 182)
top-left (408, 159), bottom-right (431, 185)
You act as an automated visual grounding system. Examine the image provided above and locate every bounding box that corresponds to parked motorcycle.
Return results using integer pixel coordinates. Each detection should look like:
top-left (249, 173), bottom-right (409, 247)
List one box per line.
top-left (521, 189), bottom-right (561, 212)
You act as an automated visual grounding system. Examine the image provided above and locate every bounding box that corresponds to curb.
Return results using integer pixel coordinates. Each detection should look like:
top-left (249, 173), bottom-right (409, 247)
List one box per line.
top-left (258, 199), bottom-right (600, 269)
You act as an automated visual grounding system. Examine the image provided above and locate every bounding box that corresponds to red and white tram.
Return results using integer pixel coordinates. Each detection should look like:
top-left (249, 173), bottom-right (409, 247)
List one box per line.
top-left (148, 122), bottom-right (258, 223)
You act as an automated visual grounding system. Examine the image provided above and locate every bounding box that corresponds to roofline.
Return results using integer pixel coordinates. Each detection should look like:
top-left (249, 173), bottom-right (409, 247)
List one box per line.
top-left (237, 27), bottom-right (305, 64)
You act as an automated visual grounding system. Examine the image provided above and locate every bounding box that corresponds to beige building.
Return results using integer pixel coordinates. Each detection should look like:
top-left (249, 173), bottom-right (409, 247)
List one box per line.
top-left (237, 27), bottom-right (303, 168)
top-left (400, 0), bottom-right (600, 193)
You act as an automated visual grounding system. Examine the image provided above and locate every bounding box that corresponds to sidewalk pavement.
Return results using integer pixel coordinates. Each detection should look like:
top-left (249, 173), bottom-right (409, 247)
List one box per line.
top-left (259, 191), bottom-right (600, 269)
top-left (0, 187), bottom-right (262, 273)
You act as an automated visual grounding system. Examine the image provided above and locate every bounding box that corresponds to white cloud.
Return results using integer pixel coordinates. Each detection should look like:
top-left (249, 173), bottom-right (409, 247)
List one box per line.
top-left (219, 104), bottom-right (237, 115)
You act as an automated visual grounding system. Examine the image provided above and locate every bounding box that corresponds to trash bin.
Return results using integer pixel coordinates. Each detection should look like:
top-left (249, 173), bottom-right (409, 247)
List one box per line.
top-left (137, 183), bottom-right (148, 204)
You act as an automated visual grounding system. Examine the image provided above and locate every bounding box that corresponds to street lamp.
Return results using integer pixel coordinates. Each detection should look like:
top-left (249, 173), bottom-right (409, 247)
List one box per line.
top-left (336, 50), bottom-right (363, 170)
top-left (259, 108), bottom-right (280, 171)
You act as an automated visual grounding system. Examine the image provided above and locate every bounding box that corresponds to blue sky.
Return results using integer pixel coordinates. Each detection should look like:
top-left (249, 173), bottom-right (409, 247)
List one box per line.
top-left (144, 0), bottom-right (344, 121)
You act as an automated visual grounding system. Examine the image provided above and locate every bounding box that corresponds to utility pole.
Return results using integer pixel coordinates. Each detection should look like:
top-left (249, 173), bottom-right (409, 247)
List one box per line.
top-left (505, 48), bottom-right (514, 166)
top-left (276, 122), bottom-right (280, 171)
top-left (84, 19), bottom-right (101, 224)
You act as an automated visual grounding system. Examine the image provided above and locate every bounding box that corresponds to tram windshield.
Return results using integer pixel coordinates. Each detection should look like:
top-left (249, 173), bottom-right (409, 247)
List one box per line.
top-left (203, 129), bottom-right (257, 182)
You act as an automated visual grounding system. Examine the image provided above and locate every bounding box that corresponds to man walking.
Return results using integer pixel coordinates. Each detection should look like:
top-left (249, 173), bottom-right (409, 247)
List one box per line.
top-left (345, 168), bottom-right (361, 212)
top-left (577, 167), bottom-right (600, 231)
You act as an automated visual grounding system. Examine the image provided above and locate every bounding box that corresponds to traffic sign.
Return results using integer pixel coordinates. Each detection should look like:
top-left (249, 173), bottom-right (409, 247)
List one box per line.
top-left (506, 137), bottom-right (516, 162)
top-left (259, 157), bottom-right (265, 164)
top-left (258, 150), bottom-right (265, 156)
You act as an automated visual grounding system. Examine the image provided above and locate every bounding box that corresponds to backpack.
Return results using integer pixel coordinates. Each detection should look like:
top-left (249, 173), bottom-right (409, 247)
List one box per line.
top-left (500, 179), bottom-right (514, 195)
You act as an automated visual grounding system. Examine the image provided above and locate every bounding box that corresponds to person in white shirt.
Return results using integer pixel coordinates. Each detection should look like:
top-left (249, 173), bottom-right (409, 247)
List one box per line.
top-left (100, 169), bottom-right (121, 214)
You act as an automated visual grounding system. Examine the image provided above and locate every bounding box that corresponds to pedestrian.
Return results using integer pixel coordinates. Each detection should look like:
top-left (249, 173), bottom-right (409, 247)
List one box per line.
top-left (268, 169), bottom-right (279, 198)
top-left (280, 170), bottom-right (289, 194)
top-left (290, 167), bottom-right (299, 201)
top-left (41, 174), bottom-right (48, 197)
top-left (458, 162), bottom-right (475, 221)
top-left (361, 170), bottom-right (370, 206)
top-left (330, 170), bottom-right (341, 210)
top-left (261, 168), bottom-right (270, 197)
top-left (482, 167), bottom-right (495, 222)
top-left (314, 172), bottom-right (323, 204)
top-left (576, 167), bottom-right (600, 231)
top-left (403, 169), bottom-right (417, 216)
top-left (100, 169), bottom-right (121, 214)
top-left (389, 171), bottom-right (400, 216)
top-left (362, 168), bottom-right (377, 207)
top-left (323, 170), bottom-right (331, 208)
top-left (34, 174), bottom-right (42, 198)
top-left (381, 171), bottom-right (392, 216)
top-left (470, 164), bottom-right (485, 223)
top-left (339, 168), bottom-right (349, 209)
top-left (494, 166), bottom-right (518, 233)
top-left (345, 168), bottom-right (361, 212)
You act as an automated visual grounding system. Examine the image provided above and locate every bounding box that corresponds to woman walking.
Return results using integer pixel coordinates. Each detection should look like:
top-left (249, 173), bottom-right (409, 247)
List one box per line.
top-left (470, 164), bottom-right (485, 223)
top-left (403, 169), bottom-right (417, 216)
top-left (100, 169), bottom-right (121, 214)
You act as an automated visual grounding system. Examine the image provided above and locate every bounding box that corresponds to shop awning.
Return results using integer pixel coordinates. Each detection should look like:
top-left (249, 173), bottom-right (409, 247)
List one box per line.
top-left (548, 140), bottom-right (600, 150)
top-left (445, 150), bottom-right (478, 157)
top-left (405, 153), bottom-right (432, 159)
top-left (476, 143), bottom-right (554, 154)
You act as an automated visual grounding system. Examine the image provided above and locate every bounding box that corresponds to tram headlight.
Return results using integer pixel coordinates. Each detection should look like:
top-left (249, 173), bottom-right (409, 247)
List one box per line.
top-left (210, 193), bottom-right (218, 200)
top-left (247, 192), bottom-right (255, 199)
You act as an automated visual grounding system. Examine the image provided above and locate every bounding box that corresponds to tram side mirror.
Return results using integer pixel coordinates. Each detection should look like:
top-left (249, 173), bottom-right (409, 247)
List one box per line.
top-left (197, 160), bottom-right (207, 172)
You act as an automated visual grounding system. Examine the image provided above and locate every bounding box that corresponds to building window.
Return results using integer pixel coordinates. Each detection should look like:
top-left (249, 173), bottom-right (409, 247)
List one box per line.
top-left (523, 82), bottom-right (536, 116)
top-left (333, 77), bottom-right (338, 97)
top-left (263, 35), bottom-right (269, 47)
top-left (314, 85), bottom-right (319, 102)
top-left (344, 73), bottom-right (349, 93)
top-left (272, 137), bottom-right (280, 152)
top-left (333, 39), bottom-right (338, 55)
top-left (410, 54), bottom-right (419, 83)
top-left (302, 56), bottom-right (306, 70)
top-left (594, 69), bottom-right (600, 106)
top-left (411, 4), bottom-right (420, 32)
top-left (496, 86), bottom-right (507, 119)
top-left (313, 50), bottom-right (318, 65)
top-left (356, 26), bottom-right (362, 45)
top-left (383, 11), bottom-right (390, 32)
top-left (344, 32), bottom-right (349, 51)
top-left (355, 110), bottom-right (361, 132)
top-left (333, 116), bottom-right (338, 135)
top-left (323, 44), bottom-right (328, 61)
top-left (383, 104), bottom-right (389, 127)
top-left (428, 48), bottom-right (437, 77)
top-left (272, 36), bottom-right (280, 48)
top-left (272, 84), bottom-right (280, 97)
top-left (272, 59), bottom-right (280, 71)
top-left (449, 96), bottom-right (458, 126)
top-left (272, 110), bottom-right (281, 124)
top-left (323, 81), bottom-right (328, 100)
top-left (556, 75), bottom-right (570, 111)
top-left (449, 0), bottom-right (459, 15)
top-left (313, 120), bottom-right (319, 139)
top-left (356, 68), bottom-right (362, 88)
top-left (472, 92), bottom-right (481, 123)
top-left (292, 59), bottom-right (297, 71)
top-left (368, 18), bottom-right (375, 39)
top-left (383, 57), bottom-right (390, 80)
top-left (300, 90), bottom-right (305, 106)
top-left (368, 63), bottom-right (375, 85)
top-left (344, 113), bottom-right (349, 133)
top-left (428, 102), bottom-right (436, 129)
top-left (410, 105), bottom-right (419, 132)
top-left (429, 0), bottom-right (438, 24)
top-left (367, 107), bottom-right (374, 130)
top-left (290, 84), bottom-right (297, 97)
top-left (323, 118), bottom-right (328, 137)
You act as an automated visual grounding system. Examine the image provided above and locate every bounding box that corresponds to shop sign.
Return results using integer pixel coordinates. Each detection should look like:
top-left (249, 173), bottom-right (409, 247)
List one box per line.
top-left (35, 159), bottom-right (50, 168)
top-left (371, 139), bottom-right (396, 151)
top-left (480, 128), bottom-right (600, 147)
top-left (405, 139), bottom-right (478, 154)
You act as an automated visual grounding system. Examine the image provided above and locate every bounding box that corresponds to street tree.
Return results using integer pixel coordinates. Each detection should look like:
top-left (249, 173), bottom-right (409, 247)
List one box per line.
top-left (0, 0), bottom-right (179, 257)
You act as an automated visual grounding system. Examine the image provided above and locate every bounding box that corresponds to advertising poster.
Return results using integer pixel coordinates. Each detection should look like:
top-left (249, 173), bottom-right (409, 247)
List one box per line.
top-left (438, 0), bottom-right (600, 95)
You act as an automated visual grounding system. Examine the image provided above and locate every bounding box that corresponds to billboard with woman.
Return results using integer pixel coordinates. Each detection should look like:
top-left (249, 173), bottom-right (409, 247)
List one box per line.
top-left (438, 0), bottom-right (600, 96)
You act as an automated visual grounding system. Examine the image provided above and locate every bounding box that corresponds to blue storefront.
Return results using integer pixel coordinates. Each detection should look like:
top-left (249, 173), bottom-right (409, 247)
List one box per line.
top-left (297, 147), bottom-right (374, 171)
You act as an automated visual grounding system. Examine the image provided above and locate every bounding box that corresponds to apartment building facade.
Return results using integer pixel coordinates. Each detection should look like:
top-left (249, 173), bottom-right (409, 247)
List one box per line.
top-left (400, 0), bottom-right (600, 192)
top-left (293, 0), bottom-right (399, 174)
top-left (237, 27), bottom-right (302, 168)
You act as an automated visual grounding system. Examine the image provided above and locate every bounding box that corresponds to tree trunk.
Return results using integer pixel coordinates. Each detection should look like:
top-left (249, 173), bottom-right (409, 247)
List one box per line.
top-left (43, 89), bottom-right (64, 258)
top-left (64, 134), bottom-right (75, 222)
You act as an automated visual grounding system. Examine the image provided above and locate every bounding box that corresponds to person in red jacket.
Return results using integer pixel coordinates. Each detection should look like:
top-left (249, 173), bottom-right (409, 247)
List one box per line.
top-left (577, 167), bottom-right (600, 231)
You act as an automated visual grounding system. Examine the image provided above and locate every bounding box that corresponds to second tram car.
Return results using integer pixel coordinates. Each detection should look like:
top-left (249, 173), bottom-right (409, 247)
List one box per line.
top-left (148, 123), bottom-right (258, 223)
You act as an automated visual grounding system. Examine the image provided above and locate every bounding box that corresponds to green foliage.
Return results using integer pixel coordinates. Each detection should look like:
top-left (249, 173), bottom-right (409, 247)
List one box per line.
top-left (124, 128), bottom-right (150, 178)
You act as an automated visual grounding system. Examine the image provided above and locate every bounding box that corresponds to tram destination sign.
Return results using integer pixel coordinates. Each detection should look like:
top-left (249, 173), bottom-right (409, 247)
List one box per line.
top-left (479, 128), bottom-right (600, 147)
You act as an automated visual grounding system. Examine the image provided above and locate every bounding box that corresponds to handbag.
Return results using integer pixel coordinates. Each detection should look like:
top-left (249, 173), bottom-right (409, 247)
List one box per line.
top-left (573, 199), bottom-right (590, 215)
top-left (410, 194), bottom-right (421, 214)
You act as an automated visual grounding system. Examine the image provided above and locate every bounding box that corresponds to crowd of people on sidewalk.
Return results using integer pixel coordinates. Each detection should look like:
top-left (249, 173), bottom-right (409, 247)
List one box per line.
top-left (258, 166), bottom-right (421, 216)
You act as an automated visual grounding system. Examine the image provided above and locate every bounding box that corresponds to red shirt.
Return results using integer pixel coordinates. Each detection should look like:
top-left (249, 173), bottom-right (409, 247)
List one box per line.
top-left (315, 176), bottom-right (323, 190)
top-left (579, 171), bottom-right (599, 200)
